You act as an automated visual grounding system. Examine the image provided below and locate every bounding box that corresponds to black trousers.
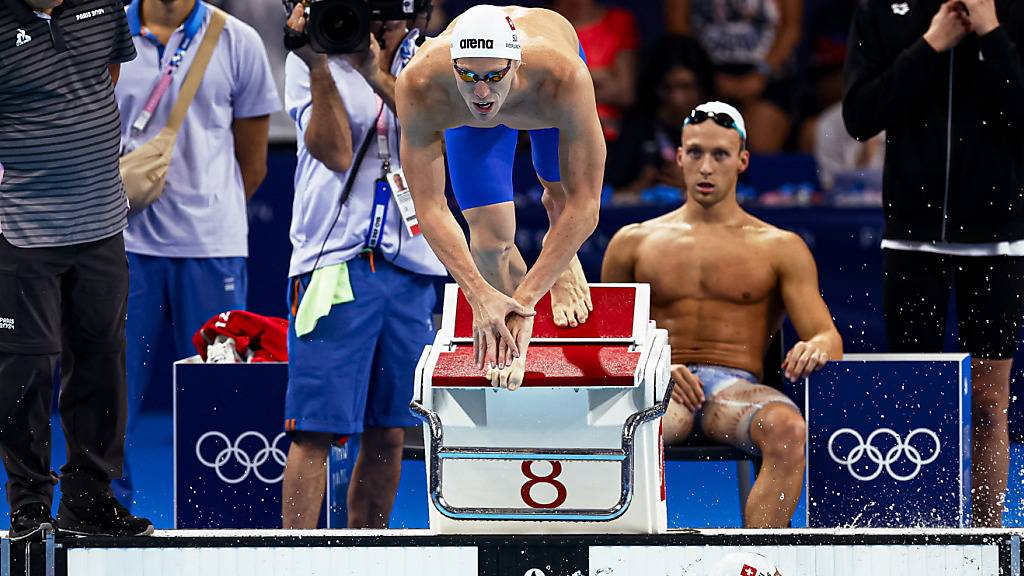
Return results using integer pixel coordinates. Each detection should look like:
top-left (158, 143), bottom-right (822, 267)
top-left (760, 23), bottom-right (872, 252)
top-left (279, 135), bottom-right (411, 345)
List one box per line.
top-left (0, 233), bottom-right (128, 511)
top-left (883, 249), bottom-right (1024, 360)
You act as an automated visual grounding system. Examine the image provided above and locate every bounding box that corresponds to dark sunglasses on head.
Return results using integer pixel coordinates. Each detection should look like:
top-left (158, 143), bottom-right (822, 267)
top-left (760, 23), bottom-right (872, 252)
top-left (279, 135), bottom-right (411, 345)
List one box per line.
top-left (684, 109), bottom-right (746, 139)
top-left (453, 60), bottom-right (513, 84)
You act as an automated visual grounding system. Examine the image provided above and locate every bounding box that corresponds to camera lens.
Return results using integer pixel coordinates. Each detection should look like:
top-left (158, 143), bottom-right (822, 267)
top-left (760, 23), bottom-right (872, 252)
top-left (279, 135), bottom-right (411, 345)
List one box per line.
top-left (308, 0), bottom-right (372, 54)
top-left (320, 4), bottom-right (360, 43)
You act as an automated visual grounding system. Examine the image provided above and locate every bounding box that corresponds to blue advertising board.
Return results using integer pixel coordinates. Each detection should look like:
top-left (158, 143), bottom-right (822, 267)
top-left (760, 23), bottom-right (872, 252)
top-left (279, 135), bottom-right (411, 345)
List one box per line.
top-left (807, 354), bottom-right (971, 527)
top-left (174, 362), bottom-right (329, 528)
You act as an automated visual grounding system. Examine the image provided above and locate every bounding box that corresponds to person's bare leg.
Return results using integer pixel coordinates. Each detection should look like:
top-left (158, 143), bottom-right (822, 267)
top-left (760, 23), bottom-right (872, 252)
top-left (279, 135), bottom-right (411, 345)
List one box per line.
top-left (282, 431), bottom-right (332, 528)
top-left (662, 395), bottom-right (696, 445)
top-left (971, 357), bottom-right (1012, 527)
top-left (464, 202), bottom-right (526, 296)
top-left (745, 404), bottom-right (806, 528)
top-left (347, 427), bottom-right (406, 528)
top-left (744, 100), bottom-right (791, 153)
top-left (538, 177), bottom-right (592, 327)
top-left (701, 383), bottom-right (805, 528)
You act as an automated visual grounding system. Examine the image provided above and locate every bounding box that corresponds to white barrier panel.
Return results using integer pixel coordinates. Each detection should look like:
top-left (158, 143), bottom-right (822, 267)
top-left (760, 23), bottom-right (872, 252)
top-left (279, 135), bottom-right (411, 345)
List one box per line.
top-left (67, 546), bottom-right (477, 576)
top-left (4, 529), bottom-right (1018, 576)
top-left (591, 544), bottom-right (1000, 575)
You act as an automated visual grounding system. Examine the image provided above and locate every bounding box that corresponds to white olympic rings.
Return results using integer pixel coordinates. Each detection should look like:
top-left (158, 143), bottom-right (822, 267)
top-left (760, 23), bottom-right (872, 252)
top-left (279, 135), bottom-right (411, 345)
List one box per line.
top-left (827, 427), bottom-right (941, 482)
top-left (195, 431), bottom-right (288, 485)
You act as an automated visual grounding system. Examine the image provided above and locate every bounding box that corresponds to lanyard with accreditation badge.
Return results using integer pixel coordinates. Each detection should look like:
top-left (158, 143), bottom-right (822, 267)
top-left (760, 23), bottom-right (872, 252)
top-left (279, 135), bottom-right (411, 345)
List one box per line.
top-left (363, 95), bottom-right (421, 267)
top-left (130, 3), bottom-right (207, 134)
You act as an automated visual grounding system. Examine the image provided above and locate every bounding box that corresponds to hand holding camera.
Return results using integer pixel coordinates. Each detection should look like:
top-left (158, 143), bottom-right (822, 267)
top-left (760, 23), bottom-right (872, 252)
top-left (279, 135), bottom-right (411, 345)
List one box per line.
top-left (286, 2), bottom-right (327, 68)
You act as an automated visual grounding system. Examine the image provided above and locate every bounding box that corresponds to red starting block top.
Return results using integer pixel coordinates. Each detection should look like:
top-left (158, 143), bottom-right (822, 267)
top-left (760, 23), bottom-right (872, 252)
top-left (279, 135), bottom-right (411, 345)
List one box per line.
top-left (451, 286), bottom-right (640, 340)
top-left (431, 345), bottom-right (640, 387)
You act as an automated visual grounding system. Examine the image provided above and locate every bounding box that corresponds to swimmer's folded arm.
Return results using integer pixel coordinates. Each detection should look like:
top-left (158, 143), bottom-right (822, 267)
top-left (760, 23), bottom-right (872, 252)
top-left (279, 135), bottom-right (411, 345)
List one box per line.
top-left (396, 76), bottom-right (533, 370)
top-left (509, 66), bottom-right (604, 310)
top-left (774, 232), bottom-right (844, 381)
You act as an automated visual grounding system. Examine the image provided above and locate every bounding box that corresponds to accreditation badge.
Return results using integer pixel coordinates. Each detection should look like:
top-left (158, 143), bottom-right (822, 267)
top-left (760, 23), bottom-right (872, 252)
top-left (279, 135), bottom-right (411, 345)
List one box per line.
top-left (385, 169), bottom-right (420, 236)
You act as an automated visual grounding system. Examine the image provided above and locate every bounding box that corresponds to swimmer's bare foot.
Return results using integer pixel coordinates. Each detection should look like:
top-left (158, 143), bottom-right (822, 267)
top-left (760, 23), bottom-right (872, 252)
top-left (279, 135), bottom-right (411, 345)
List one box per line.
top-left (486, 355), bottom-right (526, 390)
top-left (550, 256), bottom-right (592, 328)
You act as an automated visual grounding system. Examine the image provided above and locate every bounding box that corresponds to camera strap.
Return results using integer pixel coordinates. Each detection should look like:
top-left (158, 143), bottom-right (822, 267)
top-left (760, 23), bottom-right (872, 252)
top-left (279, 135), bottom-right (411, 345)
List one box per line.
top-left (131, 2), bottom-right (210, 134)
top-left (308, 101), bottom-right (382, 275)
top-left (365, 97), bottom-right (390, 250)
top-left (376, 95), bottom-right (391, 174)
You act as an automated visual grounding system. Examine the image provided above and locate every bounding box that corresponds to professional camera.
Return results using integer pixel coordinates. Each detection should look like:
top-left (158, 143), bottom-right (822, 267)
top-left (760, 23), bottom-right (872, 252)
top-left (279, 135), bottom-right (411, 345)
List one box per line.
top-left (284, 0), bottom-right (432, 54)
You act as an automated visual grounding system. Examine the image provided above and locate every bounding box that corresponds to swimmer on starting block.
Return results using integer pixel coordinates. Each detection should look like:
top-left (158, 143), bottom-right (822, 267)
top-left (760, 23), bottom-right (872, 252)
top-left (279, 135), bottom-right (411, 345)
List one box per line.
top-left (396, 5), bottom-right (604, 389)
top-left (602, 102), bottom-right (843, 528)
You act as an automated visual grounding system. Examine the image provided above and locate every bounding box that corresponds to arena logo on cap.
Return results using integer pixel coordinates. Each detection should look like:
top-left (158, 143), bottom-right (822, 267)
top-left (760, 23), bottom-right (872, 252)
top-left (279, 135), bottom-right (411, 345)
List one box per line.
top-left (460, 38), bottom-right (494, 50)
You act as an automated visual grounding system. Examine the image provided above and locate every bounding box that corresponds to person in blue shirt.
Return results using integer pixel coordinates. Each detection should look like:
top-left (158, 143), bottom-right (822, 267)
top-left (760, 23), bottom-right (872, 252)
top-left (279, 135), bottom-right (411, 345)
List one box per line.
top-left (113, 0), bottom-right (281, 505)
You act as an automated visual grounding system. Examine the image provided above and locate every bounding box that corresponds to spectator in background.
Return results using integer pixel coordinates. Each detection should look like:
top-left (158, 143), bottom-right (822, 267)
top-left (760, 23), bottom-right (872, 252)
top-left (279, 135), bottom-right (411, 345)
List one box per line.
top-left (280, 6), bottom-right (446, 529)
top-left (796, 0), bottom-right (882, 197)
top-left (114, 0), bottom-right (279, 504)
top-left (844, 0), bottom-right (1024, 527)
top-left (214, 0), bottom-right (295, 142)
top-left (424, 0), bottom-right (449, 36)
top-left (606, 35), bottom-right (714, 203)
top-left (795, 0), bottom-right (857, 131)
top-left (810, 101), bottom-right (884, 196)
top-left (551, 0), bottom-right (638, 141)
top-left (665, 0), bottom-right (803, 152)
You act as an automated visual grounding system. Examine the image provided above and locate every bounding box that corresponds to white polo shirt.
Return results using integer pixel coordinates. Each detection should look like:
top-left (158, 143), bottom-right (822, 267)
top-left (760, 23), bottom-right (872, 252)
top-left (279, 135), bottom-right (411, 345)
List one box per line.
top-left (285, 30), bottom-right (445, 279)
top-left (116, 1), bottom-right (281, 258)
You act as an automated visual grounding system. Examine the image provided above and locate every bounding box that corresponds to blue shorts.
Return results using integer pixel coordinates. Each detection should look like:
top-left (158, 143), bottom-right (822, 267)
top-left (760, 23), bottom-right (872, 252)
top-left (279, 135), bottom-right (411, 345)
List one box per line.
top-left (284, 256), bottom-right (437, 436)
top-left (444, 45), bottom-right (587, 210)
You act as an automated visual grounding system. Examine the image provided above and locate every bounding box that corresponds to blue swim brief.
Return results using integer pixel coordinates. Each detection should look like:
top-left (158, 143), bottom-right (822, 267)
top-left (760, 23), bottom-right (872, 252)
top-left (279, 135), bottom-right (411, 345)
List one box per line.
top-left (444, 44), bottom-right (587, 210)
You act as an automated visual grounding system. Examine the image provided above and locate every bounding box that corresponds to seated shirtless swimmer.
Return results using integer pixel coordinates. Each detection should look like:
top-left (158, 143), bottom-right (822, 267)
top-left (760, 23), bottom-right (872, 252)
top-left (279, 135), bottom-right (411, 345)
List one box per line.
top-left (396, 5), bottom-right (603, 389)
top-left (601, 102), bottom-right (843, 528)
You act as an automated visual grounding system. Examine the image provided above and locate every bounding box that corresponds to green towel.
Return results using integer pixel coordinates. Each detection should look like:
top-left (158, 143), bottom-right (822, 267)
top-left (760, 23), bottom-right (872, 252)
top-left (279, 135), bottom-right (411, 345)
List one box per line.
top-left (294, 262), bottom-right (355, 337)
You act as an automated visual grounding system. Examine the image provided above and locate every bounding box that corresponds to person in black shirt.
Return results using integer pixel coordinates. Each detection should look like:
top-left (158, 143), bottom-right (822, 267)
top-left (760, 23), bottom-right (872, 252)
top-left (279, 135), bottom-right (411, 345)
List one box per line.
top-left (844, 0), bottom-right (1024, 526)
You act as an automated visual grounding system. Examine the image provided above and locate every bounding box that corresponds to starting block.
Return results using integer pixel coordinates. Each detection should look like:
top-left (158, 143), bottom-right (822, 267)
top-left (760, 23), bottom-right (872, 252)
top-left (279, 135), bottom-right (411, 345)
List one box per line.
top-left (412, 283), bottom-right (672, 534)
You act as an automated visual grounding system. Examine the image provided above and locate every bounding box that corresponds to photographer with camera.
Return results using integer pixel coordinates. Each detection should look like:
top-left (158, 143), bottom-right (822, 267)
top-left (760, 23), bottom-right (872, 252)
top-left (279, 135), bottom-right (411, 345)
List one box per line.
top-left (280, 1), bottom-right (445, 529)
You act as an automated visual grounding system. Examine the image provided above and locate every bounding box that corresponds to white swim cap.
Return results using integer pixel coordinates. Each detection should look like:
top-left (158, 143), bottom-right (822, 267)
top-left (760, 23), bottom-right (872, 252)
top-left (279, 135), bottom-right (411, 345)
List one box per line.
top-left (691, 101), bottom-right (747, 141)
top-left (450, 5), bottom-right (521, 61)
top-left (708, 551), bottom-right (778, 576)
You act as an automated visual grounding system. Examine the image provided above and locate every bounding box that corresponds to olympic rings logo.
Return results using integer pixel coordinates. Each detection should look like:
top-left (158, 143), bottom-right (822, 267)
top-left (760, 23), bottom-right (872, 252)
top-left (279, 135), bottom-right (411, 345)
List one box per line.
top-left (827, 428), bottom-right (941, 482)
top-left (195, 431), bottom-right (288, 485)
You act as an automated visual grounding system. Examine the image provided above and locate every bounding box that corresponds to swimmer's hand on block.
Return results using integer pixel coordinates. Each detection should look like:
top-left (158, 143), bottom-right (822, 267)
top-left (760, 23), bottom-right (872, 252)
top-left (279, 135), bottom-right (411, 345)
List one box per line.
top-left (489, 312), bottom-right (534, 389)
top-left (486, 356), bottom-right (526, 390)
top-left (470, 287), bottom-right (534, 370)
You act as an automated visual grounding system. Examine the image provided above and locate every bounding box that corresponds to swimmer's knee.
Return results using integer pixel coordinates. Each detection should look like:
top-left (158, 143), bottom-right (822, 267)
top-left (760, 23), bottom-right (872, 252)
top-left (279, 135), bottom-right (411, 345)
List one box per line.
top-left (471, 236), bottom-right (516, 264)
top-left (539, 178), bottom-right (567, 212)
top-left (753, 404), bottom-right (806, 459)
top-left (466, 205), bottom-right (517, 253)
top-left (662, 401), bottom-right (695, 445)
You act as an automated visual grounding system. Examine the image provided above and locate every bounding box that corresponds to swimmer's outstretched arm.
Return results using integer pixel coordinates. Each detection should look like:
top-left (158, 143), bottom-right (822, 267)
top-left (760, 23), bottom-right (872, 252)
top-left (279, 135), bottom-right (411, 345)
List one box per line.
top-left (510, 66), bottom-right (604, 310)
top-left (776, 232), bottom-right (843, 381)
top-left (397, 74), bottom-right (533, 369)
